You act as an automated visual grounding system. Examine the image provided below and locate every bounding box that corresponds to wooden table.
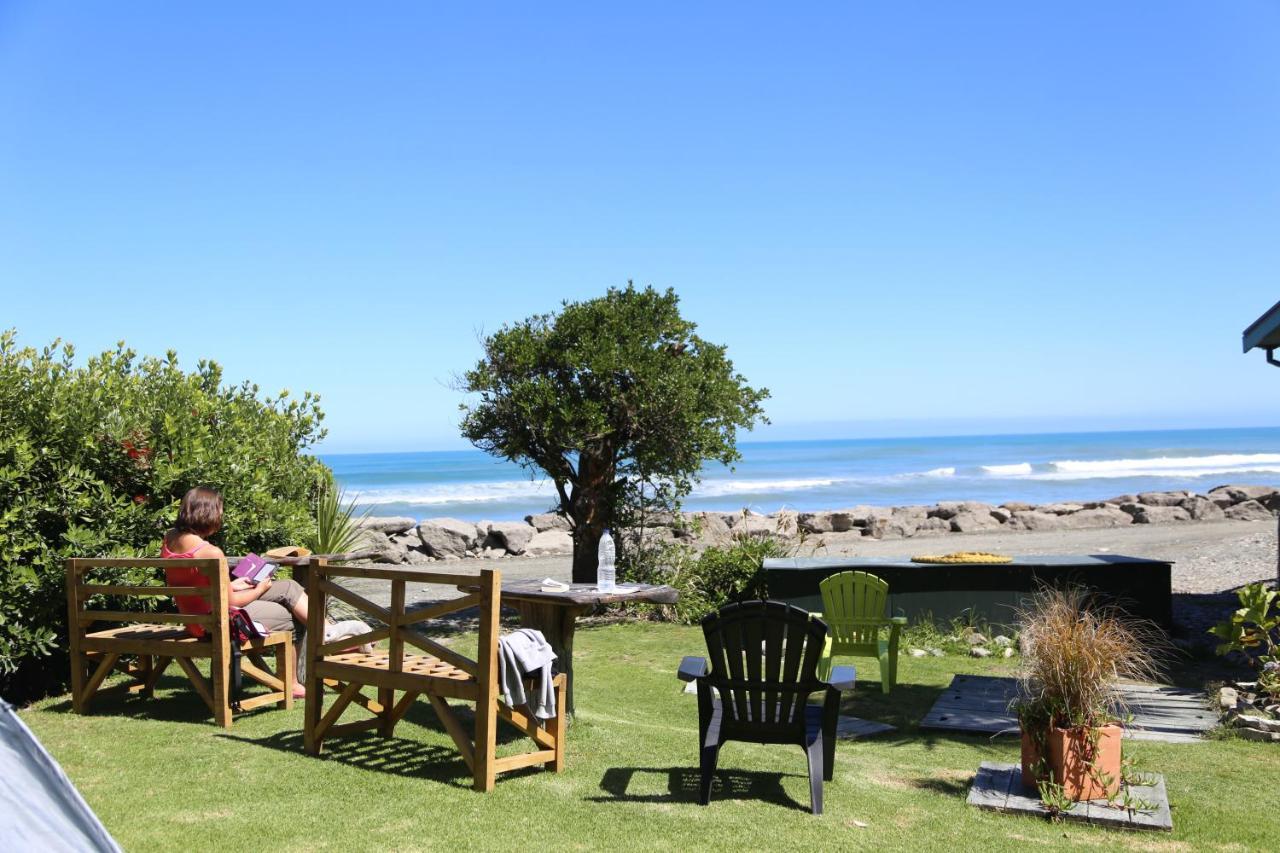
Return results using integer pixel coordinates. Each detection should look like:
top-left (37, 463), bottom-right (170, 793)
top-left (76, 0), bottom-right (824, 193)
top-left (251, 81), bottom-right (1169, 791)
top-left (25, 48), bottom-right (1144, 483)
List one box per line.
top-left (498, 579), bottom-right (678, 717)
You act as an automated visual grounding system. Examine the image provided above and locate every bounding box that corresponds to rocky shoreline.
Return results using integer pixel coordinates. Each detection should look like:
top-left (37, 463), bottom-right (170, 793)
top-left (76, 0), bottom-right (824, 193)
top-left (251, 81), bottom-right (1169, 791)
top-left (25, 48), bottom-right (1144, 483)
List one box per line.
top-left (352, 483), bottom-right (1280, 566)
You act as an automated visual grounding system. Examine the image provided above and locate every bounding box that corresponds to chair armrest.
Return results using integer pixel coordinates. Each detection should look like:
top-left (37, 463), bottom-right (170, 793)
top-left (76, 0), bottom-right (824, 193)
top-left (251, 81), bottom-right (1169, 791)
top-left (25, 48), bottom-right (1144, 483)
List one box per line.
top-left (678, 656), bottom-right (708, 682)
top-left (889, 616), bottom-right (908, 626)
top-left (824, 665), bottom-right (857, 692)
top-left (809, 612), bottom-right (824, 620)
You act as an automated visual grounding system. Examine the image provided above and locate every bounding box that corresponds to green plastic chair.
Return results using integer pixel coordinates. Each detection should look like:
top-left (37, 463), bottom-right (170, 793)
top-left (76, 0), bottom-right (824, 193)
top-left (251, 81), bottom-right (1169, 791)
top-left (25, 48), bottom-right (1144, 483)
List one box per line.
top-left (812, 571), bottom-right (906, 694)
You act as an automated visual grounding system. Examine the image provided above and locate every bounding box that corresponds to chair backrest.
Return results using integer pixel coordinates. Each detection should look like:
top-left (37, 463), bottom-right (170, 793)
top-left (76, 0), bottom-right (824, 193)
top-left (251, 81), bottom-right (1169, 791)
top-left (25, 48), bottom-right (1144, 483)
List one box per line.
top-left (700, 600), bottom-right (829, 734)
top-left (66, 557), bottom-right (231, 648)
top-left (817, 570), bottom-right (889, 646)
top-left (303, 561), bottom-right (501, 687)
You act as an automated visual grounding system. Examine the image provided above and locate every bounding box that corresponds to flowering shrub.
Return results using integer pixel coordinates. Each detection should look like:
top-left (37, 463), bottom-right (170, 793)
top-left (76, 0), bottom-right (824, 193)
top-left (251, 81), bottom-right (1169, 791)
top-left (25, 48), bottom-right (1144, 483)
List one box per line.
top-left (0, 332), bottom-right (329, 700)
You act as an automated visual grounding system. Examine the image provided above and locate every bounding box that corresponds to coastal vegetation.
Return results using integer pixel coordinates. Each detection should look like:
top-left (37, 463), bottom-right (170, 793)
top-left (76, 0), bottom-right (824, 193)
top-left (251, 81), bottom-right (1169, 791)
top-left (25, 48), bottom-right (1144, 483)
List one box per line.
top-left (0, 332), bottom-right (329, 700)
top-left (459, 284), bottom-right (769, 583)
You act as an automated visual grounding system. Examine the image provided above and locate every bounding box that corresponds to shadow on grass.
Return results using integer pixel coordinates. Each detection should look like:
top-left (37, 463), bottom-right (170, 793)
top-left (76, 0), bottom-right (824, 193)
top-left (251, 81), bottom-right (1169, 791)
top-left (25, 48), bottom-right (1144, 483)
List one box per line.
top-left (220, 728), bottom-right (475, 788)
top-left (591, 766), bottom-right (811, 812)
top-left (838, 681), bottom-right (948, 735)
top-left (49, 673), bottom-right (260, 726)
top-left (907, 775), bottom-right (972, 797)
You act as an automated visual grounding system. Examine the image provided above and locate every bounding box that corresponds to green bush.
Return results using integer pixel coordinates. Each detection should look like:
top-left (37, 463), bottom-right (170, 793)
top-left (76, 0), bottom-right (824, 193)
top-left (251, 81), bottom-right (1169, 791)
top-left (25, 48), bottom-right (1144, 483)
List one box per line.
top-left (621, 527), bottom-right (792, 624)
top-left (0, 332), bottom-right (329, 701)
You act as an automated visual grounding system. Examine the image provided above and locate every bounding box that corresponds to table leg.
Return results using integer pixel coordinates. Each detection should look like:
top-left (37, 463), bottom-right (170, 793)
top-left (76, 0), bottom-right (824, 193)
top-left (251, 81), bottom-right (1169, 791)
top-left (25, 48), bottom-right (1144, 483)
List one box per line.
top-left (511, 601), bottom-right (588, 718)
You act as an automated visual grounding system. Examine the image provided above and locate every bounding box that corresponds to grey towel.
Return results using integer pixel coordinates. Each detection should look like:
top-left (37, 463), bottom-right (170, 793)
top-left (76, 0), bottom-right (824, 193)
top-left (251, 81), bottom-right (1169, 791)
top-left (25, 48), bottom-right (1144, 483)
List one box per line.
top-left (497, 628), bottom-right (558, 720)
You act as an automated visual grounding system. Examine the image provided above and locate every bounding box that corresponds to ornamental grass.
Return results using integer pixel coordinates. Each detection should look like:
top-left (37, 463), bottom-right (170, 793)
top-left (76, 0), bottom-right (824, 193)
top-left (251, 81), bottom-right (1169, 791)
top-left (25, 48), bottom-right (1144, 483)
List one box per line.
top-left (1015, 586), bottom-right (1167, 728)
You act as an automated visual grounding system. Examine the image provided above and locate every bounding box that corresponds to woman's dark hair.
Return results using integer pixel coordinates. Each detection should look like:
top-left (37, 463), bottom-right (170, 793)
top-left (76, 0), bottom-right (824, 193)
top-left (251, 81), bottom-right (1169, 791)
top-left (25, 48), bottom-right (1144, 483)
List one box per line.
top-left (176, 487), bottom-right (223, 537)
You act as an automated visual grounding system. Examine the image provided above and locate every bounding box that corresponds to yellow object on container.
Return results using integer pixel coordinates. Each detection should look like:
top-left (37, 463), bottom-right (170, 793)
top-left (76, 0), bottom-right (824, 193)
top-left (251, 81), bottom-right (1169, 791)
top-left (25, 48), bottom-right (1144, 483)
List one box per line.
top-left (910, 551), bottom-right (1013, 564)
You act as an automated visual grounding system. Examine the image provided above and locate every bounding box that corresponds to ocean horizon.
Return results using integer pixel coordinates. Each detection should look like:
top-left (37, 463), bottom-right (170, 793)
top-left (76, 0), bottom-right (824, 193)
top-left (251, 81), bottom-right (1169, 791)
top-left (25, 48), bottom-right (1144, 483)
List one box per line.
top-left (324, 426), bottom-right (1280, 523)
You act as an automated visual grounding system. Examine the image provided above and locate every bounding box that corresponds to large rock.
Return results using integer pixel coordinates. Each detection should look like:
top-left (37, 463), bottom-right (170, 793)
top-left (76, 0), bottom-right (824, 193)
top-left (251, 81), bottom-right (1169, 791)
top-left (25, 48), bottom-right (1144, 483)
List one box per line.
top-left (417, 517), bottom-right (481, 558)
top-left (356, 529), bottom-right (409, 563)
top-left (950, 511), bottom-right (1002, 533)
top-left (930, 501), bottom-right (995, 520)
top-left (1138, 491), bottom-right (1193, 507)
top-left (1010, 510), bottom-right (1066, 531)
top-left (356, 516), bottom-right (418, 535)
top-left (914, 516), bottom-right (952, 536)
top-left (1208, 485), bottom-right (1279, 507)
top-left (798, 511), bottom-right (837, 534)
top-left (524, 529), bottom-right (574, 556)
top-left (1121, 503), bottom-right (1190, 524)
top-left (1001, 501), bottom-right (1036, 512)
top-left (485, 521), bottom-right (535, 555)
top-left (1039, 502), bottom-right (1084, 515)
top-left (1180, 496), bottom-right (1226, 521)
top-left (1060, 506), bottom-right (1133, 528)
top-left (1104, 494), bottom-right (1139, 506)
top-left (525, 512), bottom-right (573, 533)
top-left (1225, 500), bottom-right (1274, 522)
top-left (689, 512), bottom-right (732, 543)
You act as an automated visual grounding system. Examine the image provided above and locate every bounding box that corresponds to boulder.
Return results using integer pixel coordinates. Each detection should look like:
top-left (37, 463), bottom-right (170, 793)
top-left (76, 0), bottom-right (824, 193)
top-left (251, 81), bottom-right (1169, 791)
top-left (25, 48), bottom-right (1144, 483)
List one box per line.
top-left (355, 529), bottom-right (409, 564)
top-left (524, 529), bottom-right (574, 556)
top-left (1001, 501), bottom-right (1036, 512)
top-left (1039, 502), bottom-right (1084, 515)
top-left (356, 516), bottom-right (418, 535)
top-left (950, 511), bottom-right (1001, 533)
top-left (485, 521), bottom-right (535, 555)
top-left (689, 512), bottom-right (732, 543)
top-left (1104, 494), bottom-right (1139, 506)
top-left (1180, 496), bottom-right (1226, 521)
top-left (1009, 510), bottom-right (1066, 531)
top-left (479, 547), bottom-right (507, 560)
top-left (827, 509), bottom-right (864, 532)
top-left (1121, 503), bottom-right (1190, 524)
top-left (773, 510), bottom-right (800, 539)
top-left (798, 511), bottom-right (836, 534)
top-left (1058, 507), bottom-right (1133, 528)
top-left (401, 545), bottom-right (435, 566)
top-left (1208, 485), bottom-right (1279, 506)
top-left (989, 507), bottom-right (1013, 524)
top-left (970, 647), bottom-right (992, 658)
top-left (735, 514), bottom-right (780, 539)
top-left (1138, 491), bottom-right (1193, 507)
top-left (930, 501), bottom-right (994, 520)
top-left (417, 517), bottom-right (481, 558)
top-left (914, 517), bottom-right (952, 536)
top-left (525, 512), bottom-right (573, 533)
top-left (1225, 500), bottom-right (1273, 522)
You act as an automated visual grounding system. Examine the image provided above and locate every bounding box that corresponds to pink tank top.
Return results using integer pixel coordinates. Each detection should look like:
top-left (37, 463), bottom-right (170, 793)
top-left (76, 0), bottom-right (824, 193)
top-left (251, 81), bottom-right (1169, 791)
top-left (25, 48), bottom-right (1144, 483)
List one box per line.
top-left (162, 537), bottom-right (214, 637)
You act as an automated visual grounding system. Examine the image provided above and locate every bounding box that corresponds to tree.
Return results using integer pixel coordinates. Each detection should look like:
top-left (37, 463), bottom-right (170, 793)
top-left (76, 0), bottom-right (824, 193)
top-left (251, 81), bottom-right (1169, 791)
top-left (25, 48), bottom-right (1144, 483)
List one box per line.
top-left (460, 284), bottom-right (769, 583)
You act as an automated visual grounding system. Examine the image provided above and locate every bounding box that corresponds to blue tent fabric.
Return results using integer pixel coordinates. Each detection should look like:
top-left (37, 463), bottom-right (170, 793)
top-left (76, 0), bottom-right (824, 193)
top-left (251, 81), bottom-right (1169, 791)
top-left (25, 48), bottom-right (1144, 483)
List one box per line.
top-left (0, 699), bottom-right (121, 853)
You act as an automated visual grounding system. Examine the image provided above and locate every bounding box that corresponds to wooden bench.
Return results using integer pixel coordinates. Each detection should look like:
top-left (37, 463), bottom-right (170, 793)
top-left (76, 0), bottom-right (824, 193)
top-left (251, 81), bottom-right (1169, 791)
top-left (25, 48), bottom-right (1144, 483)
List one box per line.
top-left (66, 557), bottom-right (295, 727)
top-left (302, 560), bottom-right (567, 792)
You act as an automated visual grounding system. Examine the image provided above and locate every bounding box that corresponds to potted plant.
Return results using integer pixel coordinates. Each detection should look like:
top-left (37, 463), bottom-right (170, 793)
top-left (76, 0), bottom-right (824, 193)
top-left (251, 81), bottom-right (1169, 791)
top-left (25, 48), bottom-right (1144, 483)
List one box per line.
top-left (1012, 586), bottom-right (1164, 802)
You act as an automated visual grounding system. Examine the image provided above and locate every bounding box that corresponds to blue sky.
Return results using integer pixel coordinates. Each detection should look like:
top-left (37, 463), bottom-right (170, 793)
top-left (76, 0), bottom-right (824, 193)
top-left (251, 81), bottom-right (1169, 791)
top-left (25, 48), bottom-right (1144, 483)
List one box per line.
top-left (2, 2), bottom-right (1278, 452)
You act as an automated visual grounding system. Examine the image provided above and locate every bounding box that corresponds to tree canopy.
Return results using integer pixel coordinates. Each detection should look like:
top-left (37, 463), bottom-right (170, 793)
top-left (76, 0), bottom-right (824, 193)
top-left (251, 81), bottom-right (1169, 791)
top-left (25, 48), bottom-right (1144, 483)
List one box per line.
top-left (460, 284), bottom-right (769, 582)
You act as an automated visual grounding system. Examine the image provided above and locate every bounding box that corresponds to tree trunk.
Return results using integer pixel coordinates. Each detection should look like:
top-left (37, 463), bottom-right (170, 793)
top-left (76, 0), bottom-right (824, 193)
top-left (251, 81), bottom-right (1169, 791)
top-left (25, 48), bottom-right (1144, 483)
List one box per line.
top-left (569, 451), bottom-right (612, 584)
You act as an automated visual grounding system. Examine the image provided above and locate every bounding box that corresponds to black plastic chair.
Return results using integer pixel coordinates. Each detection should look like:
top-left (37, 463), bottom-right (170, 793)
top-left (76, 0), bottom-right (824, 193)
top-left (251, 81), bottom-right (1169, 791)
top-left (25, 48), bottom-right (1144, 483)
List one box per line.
top-left (678, 599), bottom-right (856, 815)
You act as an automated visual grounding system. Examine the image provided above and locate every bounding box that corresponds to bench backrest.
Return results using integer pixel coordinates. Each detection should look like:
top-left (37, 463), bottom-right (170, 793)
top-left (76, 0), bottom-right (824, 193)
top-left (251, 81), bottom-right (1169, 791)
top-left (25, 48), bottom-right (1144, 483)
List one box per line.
top-left (66, 557), bottom-right (231, 649)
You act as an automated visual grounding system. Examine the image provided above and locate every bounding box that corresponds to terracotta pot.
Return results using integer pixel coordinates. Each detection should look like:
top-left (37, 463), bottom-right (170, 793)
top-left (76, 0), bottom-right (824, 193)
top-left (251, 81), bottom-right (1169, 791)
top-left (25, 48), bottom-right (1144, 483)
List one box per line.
top-left (1046, 723), bottom-right (1122, 801)
top-left (1020, 730), bottom-right (1047, 791)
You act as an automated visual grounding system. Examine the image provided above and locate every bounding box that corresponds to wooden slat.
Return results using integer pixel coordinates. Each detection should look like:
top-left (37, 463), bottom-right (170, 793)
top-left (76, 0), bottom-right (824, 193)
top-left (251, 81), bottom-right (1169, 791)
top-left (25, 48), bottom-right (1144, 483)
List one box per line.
top-left (240, 660), bottom-right (285, 692)
top-left (398, 629), bottom-right (478, 678)
top-left (174, 656), bottom-right (216, 714)
top-left (69, 557), bottom-right (224, 570)
top-left (82, 636), bottom-right (213, 658)
top-left (304, 558), bottom-right (329, 755)
top-left (318, 580), bottom-right (391, 623)
top-left (428, 695), bottom-right (475, 772)
top-left (400, 593), bottom-right (481, 626)
top-left (79, 653), bottom-right (120, 709)
top-left (315, 564), bottom-right (485, 586)
top-left (389, 690), bottom-right (420, 726)
top-left (496, 703), bottom-right (556, 750)
top-left (493, 749), bottom-right (557, 773)
top-left (78, 585), bottom-right (207, 597)
top-left (316, 627), bottom-right (392, 657)
top-left (315, 681), bottom-right (363, 741)
top-left (313, 661), bottom-right (479, 701)
top-left (79, 610), bottom-right (213, 626)
top-left (237, 692), bottom-right (286, 712)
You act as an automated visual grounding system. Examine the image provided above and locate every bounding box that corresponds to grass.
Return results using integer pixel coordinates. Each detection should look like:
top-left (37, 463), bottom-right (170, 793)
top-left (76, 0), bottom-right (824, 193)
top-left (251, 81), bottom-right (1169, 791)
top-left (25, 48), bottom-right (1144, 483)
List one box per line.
top-left (20, 620), bottom-right (1278, 852)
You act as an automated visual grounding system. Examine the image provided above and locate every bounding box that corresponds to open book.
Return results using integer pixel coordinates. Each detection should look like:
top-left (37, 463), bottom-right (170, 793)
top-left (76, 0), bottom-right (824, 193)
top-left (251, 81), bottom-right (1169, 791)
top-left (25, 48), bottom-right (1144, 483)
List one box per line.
top-left (232, 553), bottom-right (278, 585)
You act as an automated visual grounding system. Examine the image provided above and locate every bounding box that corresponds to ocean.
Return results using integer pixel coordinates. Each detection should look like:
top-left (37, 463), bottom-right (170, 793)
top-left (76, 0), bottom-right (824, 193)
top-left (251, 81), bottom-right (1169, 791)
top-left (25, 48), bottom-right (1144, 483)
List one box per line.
top-left (323, 426), bottom-right (1280, 523)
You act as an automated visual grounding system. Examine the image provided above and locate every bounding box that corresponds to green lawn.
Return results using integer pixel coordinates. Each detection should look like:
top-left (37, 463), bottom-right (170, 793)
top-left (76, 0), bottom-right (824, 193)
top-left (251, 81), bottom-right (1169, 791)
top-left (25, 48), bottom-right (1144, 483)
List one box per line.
top-left (20, 621), bottom-right (1276, 852)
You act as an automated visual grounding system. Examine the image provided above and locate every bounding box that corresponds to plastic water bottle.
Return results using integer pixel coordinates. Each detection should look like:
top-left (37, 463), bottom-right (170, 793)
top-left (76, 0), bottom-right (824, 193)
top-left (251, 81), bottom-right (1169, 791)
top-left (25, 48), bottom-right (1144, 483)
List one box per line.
top-left (597, 529), bottom-right (616, 592)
